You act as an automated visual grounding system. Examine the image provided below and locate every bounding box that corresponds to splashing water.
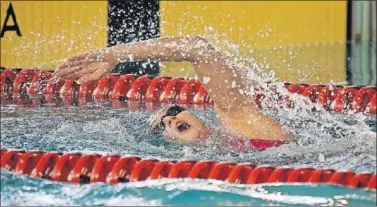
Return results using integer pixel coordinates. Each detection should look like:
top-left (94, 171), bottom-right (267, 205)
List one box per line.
top-left (1, 16), bottom-right (376, 205)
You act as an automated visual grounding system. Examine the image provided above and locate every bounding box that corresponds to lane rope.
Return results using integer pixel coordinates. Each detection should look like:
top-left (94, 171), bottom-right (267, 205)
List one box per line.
top-left (0, 67), bottom-right (376, 114)
top-left (0, 148), bottom-right (375, 189)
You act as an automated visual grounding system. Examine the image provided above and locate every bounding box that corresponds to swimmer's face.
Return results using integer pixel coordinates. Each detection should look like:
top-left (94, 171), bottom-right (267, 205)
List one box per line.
top-left (148, 106), bottom-right (210, 142)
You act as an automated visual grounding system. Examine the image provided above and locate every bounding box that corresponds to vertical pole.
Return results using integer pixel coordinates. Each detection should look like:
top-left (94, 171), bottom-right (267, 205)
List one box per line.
top-left (352, 1), bottom-right (363, 86)
top-left (346, 0), bottom-right (353, 85)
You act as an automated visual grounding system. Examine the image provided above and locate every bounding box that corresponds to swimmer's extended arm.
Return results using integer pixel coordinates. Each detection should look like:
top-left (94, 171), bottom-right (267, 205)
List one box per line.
top-left (55, 36), bottom-right (249, 108)
top-left (55, 36), bottom-right (290, 140)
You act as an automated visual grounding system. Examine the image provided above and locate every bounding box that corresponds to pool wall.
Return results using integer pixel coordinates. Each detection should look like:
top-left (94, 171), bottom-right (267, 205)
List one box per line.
top-left (1, 1), bottom-right (348, 83)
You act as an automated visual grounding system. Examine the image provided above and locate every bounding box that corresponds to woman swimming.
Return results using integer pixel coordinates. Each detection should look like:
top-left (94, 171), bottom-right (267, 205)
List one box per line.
top-left (53, 36), bottom-right (291, 150)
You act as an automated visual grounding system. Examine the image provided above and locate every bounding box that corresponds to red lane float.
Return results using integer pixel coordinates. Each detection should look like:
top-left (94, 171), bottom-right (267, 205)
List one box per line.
top-left (368, 94), bottom-right (376, 114)
top-left (188, 161), bottom-right (216, 179)
top-left (331, 87), bottom-right (360, 113)
top-left (0, 149), bottom-right (376, 190)
top-left (15, 151), bottom-right (44, 175)
top-left (78, 81), bottom-right (98, 105)
top-left (43, 79), bottom-right (65, 104)
top-left (318, 86), bottom-right (342, 111)
top-left (287, 167), bottom-right (314, 182)
top-left (302, 85), bottom-right (325, 103)
top-left (193, 85), bottom-right (212, 106)
top-left (159, 77), bottom-right (186, 104)
top-left (12, 70), bottom-right (35, 99)
top-left (112, 74), bottom-right (136, 101)
top-left (1, 69), bottom-right (19, 98)
top-left (68, 154), bottom-right (100, 183)
top-left (285, 83), bottom-right (309, 94)
top-left (145, 76), bottom-right (171, 103)
top-left (50, 153), bottom-right (81, 182)
top-left (90, 155), bottom-right (120, 183)
top-left (60, 80), bottom-right (80, 106)
top-left (267, 167), bottom-right (294, 183)
top-left (143, 76), bottom-right (171, 110)
top-left (227, 164), bottom-right (255, 184)
top-left (1, 150), bottom-right (21, 171)
top-left (28, 71), bottom-right (52, 97)
top-left (130, 159), bottom-right (159, 182)
top-left (126, 75), bottom-right (153, 101)
top-left (1, 148), bottom-right (7, 157)
top-left (0, 68), bottom-right (376, 114)
top-left (169, 160), bottom-right (197, 178)
top-left (93, 75), bottom-right (120, 101)
top-left (106, 156), bottom-right (139, 184)
top-left (178, 79), bottom-right (201, 105)
top-left (149, 161), bottom-right (175, 180)
top-left (352, 87), bottom-right (376, 113)
top-left (31, 152), bottom-right (60, 179)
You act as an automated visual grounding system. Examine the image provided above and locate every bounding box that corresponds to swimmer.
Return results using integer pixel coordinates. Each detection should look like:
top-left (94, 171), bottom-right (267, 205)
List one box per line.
top-left (54, 36), bottom-right (291, 151)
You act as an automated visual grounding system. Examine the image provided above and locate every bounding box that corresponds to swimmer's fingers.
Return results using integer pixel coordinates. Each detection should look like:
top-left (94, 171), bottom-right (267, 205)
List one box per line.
top-left (54, 65), bottom-right (83, 80)
top-left (53, 62), bottom-right (69, 76)
top-left (63, 66), bottom-right (96, 80)
top-left (67, 52), bottom-right (88, 62)
top-left (61, 61), bottom-right (102, 80)
top-left (77, 65), bottom-right (108, 83)
top-left (63, 71), bottom-right (84, 80)
top-left (54, 60), bottom-right (84, 76)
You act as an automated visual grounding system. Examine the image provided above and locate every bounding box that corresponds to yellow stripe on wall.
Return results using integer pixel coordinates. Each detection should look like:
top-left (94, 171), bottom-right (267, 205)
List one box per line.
top-left (1, 1), bottom-right (107, 70)
top-left (161, 1), bottom-right (347, 84)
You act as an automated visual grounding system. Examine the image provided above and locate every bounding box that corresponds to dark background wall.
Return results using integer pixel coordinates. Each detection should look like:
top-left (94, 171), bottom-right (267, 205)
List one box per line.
top-left (108, 0), bottom-right (160, 76)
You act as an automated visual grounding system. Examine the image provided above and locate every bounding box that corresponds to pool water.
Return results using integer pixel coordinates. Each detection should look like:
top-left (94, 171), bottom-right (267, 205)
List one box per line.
top-left (1, 171), bottom-right (376, 206)
top-left (0, 103), bottom-right (376, 206)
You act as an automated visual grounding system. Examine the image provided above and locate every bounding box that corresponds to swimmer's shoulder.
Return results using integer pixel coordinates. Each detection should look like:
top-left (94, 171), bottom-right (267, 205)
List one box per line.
top-left (214, 103), bottom-right (291, 141)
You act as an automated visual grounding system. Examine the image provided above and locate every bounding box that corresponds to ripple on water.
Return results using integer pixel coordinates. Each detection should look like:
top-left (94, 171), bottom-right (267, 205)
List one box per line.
top-left (1, 105), bottom-right (376, 172)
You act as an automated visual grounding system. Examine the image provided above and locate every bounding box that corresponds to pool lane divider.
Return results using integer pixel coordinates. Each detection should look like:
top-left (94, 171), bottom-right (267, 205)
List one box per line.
top-left (0, 68), bottom-right (376, 114)
top-left (0, 148), bottom-right (375, 189)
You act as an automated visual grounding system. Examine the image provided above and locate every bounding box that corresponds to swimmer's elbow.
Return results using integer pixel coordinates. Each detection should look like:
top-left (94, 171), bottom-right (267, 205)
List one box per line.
top-left (188, 35), bottom-right (208, 45)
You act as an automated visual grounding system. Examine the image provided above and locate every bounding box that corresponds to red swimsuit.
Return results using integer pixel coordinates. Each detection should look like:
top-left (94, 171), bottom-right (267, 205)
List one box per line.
top-left (231, 138), bottom-right (288, 151)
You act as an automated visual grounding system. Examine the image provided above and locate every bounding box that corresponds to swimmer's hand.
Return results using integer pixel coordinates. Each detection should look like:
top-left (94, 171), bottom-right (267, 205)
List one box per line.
top-left (147, 107), bottom-right (170, 129)
top-left (53, 48), bottom-right (117, 83)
